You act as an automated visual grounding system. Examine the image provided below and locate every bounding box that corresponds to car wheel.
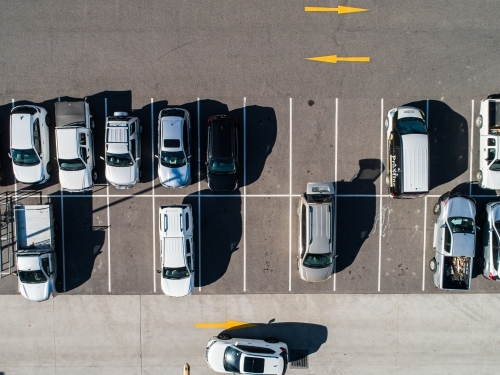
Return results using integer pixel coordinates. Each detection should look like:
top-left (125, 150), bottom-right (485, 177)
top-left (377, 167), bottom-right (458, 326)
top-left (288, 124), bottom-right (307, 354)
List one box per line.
top-left (385, 175), bottom-right (390, 186)
top-left (480, 210), bottom-right (487, 223)
top-left (91, 119), bottom-right (95, 129)
top-left (384, 119), bottom-right (389, 128)
top-left (265, 337), bottom-right (279, 343)
top-left (433, 202), bottom-right (440, 215)
top-left (475, 115), bottom-right (483, 129)
top-left (46, 162), bottom-right (52, 174)
top-left (45, 115), bottom-right (51, 126)
top-left (477, 170), bottom-right (483, 183)
top-left (217, 333), bottom-right (231, 340)
top-left (92, 169), bottom-right (97, 181)
top-left (429, 258), bottom-right (437, 273)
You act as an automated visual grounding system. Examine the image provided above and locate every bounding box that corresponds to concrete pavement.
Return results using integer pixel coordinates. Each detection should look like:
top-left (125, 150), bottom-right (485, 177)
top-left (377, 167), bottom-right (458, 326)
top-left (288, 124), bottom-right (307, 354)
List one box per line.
top-left (0, 293), bottom-right (499, 374)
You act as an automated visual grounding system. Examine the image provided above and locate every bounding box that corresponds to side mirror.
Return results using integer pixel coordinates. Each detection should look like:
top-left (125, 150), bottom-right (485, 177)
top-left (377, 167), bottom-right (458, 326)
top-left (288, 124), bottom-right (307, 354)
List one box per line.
top-left (155, 155), bottom-right (159, 159)
top-left (100, 156), bottom-right (105, 161)
top-left (440, 224), bottom-right (446, 229)
top-left (7, 152), bottom-right (11, 158)
top-left (476, 226), bottom-right (481, 231)
top-left (39, 154), bottom-right (43, 158)
top-left (136, 157), bottom-right (141, 161)
top-left (156, 269), bottom-right (161, 274)
top-left (12, 271), bottom-right (18, 276)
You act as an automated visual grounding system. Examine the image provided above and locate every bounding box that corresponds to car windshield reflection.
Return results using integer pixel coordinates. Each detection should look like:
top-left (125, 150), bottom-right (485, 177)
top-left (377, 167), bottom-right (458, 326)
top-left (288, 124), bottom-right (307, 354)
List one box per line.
top-left (162, 267), bottom-right (190, 280)
top-left (303, 253), bottom-right (333, 268)
top-left (12, 148), bottom-right (40, 166)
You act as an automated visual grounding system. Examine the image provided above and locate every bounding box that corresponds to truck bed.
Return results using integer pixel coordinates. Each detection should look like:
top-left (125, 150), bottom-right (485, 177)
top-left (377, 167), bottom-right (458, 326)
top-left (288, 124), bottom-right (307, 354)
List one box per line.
top-left (442, 256), bottom-right (471, 290)
top-left (55, 101), bottom-right (85, 127)
top-left (14, 205), bottom-right (54, 251)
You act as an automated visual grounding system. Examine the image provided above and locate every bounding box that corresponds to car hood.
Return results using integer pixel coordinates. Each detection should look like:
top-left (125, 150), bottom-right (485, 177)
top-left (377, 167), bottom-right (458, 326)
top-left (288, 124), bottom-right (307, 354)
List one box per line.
top-left (206, 343), bottom-right (227, 372)
top-left (19, 280), bottom-right (51, 302)
top-left (106, 165), bottom-right (135, 186)
top-left (300, 263), bottom-right (333, 282)
top-left (59, 169), bottom-right (92, 191)
top-left (447, 197), bottom-right (475, 218)
top-left (482, 170), bottom-right (500, 190)
top-left (159, 164), bottom-right (190, 188)
top-left (13, 163), bottom-right (43, 183)
top-left (452, 233), bottom-right (475, 257)
top-left (207, 171), bottom-right (238, 192)
top-left (160, 275), bottom-right (194, 297)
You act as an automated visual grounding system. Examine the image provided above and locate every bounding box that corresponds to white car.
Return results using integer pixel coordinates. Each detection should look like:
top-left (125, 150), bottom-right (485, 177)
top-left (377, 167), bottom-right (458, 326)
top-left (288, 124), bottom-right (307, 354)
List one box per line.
top-left (206, 334), bottom-right (288, 375)
top-left (55, 101), bottom-right (96, 192)
top-left (101, 112), bottom-right (142, 189)
top-left (9, 105), bottom-right (51, 184)
top-left (157, 108), bottom-right (191, 188)
top-left (476, 96), bottom-right (500, 190)
top-left (478, 200), bottom-right (500, 281)
top-left (158, 204), bottom-right (195, 296)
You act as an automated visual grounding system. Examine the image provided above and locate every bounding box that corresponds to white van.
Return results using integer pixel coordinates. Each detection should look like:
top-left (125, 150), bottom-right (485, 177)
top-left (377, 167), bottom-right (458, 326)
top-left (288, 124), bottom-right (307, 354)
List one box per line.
top-left (385, 106), bottom-right (429, 198)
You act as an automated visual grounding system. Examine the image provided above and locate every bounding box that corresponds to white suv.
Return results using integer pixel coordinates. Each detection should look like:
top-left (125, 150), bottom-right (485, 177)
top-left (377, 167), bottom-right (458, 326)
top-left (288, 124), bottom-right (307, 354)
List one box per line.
top-left (101, 112), bottom-right (142, 189)
top-left (55, 101), bottom-right (96, 192)
top-left (158, 204), bottom-right (195, 297)
top-left (9, 105), bottom-right (51, 184)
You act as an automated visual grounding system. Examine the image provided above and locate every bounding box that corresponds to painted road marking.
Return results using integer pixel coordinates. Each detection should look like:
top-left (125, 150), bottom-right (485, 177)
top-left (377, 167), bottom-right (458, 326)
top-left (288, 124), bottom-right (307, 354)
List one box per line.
top-left (470, 100), bottom-right (474, 196)
top-left (289, 97), bottom-right (293, 292)
top-left (198, 98), bottom-right (202, 292)
top-left (243, 97), bottom-right (247, 292)
top-left (105, 98), bottom-right (112, 293)
top-left (195, 320), bottom-right (256, 330)
top-left (151, 98), bottom-right (156, 293)
top-left (306, 55), bottom-right (370, 64)
top-left (422, 196), bottom-right (427, 291)
top-left (304, 6), bottom-right (368, 14)
top-left (333, 98), bottom-right (338, 292)
top-left (378, 99), bottom-right (384, 292)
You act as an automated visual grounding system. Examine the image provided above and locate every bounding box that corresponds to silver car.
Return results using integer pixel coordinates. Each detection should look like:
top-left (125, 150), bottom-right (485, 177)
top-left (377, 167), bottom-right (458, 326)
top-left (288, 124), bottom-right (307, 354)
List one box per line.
top-left (478, 200), bottom-right (500, 281)
top-left (206, 334), bottom-right (288, 374)
top-left (157, 108), bottom-right (191, 188)
top-left (297, 182), bottom-right (335, 282)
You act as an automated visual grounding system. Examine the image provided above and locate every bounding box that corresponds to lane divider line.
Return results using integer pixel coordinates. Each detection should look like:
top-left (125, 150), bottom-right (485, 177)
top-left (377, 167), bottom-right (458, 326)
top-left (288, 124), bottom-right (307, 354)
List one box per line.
top-left (422, 196), bottom-right (427, 291)
top-left (105, 98), bottom-right (112, 293)
top-left (333, 98), bottom-right (338, 292)
top-left (151, 98), bottom-right (156, 293)
top-left (378, 98), bottom-right (384, 292)
top-left (243, 97), bottom-right (247, 293)
top-left (470, 100), bottom-right (474, 196)
top-left (198, 98), bottom-right (201, 292)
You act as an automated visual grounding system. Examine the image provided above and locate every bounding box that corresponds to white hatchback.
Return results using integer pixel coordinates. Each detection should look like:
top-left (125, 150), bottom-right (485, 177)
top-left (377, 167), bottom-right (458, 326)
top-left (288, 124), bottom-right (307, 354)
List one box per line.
top-left (101, 112), bottom-right (142, 189)
top-left (206, 334), bottom-right (288, 374)
top-left (158, 204), bottom-right (195, 297)
top-left (9, 105), bottom-right (51, 184)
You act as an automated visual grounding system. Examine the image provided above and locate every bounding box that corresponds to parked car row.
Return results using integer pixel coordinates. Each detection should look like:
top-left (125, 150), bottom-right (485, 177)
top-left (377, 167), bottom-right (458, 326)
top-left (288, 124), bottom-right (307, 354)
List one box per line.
top-left (8, 101), bottom-right (240, 192)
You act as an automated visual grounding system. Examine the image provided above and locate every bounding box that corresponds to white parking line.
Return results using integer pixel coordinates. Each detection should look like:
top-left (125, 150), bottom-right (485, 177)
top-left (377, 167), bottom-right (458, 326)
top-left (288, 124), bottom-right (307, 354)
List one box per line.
top-left (243, 97), bottom-right (247, 292)
top-left (151, 98), bottom-right (156, 293)
top-left (197, 98), bottom-right (201, 292)
top-left (105, 98), bottom-right (111, 293)
top-left (378, 98), bottom-right (384, 292)
top-left (12, 99), bottom-right (17, 199)
top-left (289, 97), bottom-right (293, 292)
top-left (470, 100), bottom-right (474, 196)
top-left (333, 98), bottom-right (338, 292)
top-left (422, 196), bottom-right (427, 291)
top-left (61, 190), bottom-right (66, 292)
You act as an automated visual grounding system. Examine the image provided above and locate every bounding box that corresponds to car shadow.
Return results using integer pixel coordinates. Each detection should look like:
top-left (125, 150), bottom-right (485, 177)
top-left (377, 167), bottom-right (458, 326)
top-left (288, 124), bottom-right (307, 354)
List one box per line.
top-left (405, 100), bottom-right (468, 191)
top-left (183, 189), bottom-right (242, 287)
top-left (336, 159), bottom-right (383, 273)
top-left (219, 321), bottom-right (328, 360)
top-left (49, 191), bottom-right (105, 292)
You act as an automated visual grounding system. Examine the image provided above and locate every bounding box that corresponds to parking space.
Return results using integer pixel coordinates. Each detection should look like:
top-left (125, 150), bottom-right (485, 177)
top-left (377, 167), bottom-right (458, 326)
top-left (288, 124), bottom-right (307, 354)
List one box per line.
top-left (2, 94), bottom-right (500, 296)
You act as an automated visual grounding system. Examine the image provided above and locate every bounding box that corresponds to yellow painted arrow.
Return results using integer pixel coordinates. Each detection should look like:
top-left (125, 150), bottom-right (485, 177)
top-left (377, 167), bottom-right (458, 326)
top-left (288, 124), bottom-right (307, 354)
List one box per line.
top-left (195, 320), bottom-right (257, 330)
top-left (304, 5), bottom-right (368, 14)
top-left (306, 55), bottom-right (370, 64)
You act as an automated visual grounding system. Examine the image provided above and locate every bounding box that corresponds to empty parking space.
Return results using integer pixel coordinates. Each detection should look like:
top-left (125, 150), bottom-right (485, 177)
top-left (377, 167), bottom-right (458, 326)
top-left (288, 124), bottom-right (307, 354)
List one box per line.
top-left (246, 197), bottom-right (289, 293)
top-left (380, 197), bottom-right (424, 293)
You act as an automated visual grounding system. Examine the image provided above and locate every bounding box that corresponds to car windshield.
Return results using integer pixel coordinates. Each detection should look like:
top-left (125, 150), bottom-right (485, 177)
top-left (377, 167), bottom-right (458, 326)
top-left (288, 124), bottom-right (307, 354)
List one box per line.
top-left (489, 159), bottom-right (500, 171)
top-left (303, 253), bottom-right (334, 268)
top-left (160, 151), bottom-right (186, 168)
top-left (59, 158), bottom-right (85, 171)
top-left (448, 217), bottom-right (475, 234)
top-left (18, 270), bottom-right (47, 284)
top-left (208, 157), bottom-right (236, 173)
top-left (162, 267), bottom-right (190, 280)
top-left (11, 148), bottom-right (40, 166)
top-left (396, 118), bottom-right (427, 135)
top-left (223, 346), bottom-right (242, 373)
top-left (107, 153), bottom-right (134, 167)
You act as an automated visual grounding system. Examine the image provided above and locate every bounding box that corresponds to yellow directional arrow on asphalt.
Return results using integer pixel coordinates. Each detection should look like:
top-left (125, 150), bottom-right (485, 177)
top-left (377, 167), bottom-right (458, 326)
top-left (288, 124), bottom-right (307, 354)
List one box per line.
top-left (306, 55), bottom-right (370, 64)
top-left (195, 320), bottom-right (257, 330)
top-left (304, 5), bottom-right (368, 14)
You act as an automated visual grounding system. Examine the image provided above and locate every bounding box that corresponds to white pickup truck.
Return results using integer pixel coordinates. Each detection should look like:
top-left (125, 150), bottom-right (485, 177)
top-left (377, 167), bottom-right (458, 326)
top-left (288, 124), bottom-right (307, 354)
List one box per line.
top-left (13, 204), bottom-right (57, 302)
top-left (476, 97), bottom-right (500, 190)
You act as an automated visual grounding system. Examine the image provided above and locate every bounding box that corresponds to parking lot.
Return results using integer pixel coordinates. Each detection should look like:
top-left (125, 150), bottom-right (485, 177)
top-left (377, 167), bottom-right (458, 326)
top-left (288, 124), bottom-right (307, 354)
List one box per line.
top-left (1, 93), bottom-right (499, 296)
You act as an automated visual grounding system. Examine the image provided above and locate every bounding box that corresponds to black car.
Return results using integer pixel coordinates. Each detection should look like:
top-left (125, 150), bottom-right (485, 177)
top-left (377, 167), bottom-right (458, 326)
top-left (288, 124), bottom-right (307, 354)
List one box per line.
top-left (206, 115), bottom-right (238, 192)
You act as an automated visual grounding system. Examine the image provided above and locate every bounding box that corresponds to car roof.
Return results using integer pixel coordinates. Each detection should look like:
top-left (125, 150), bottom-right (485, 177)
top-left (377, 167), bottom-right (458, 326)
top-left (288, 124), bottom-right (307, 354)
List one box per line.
top-left (161, 238), bottom-right (186, 267)
top-left (210, 118), bottom-right (235, 158)
top-left (56, 127), bottom-right (80, 159)
top-left (308, 203), bottom-right (332, 254)
top-left (106, 123), bottom-right (129, 154)
top-left (11, 113), bottom-right (33, 149)
top-left (161, 117), bottom-right (183, 151)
